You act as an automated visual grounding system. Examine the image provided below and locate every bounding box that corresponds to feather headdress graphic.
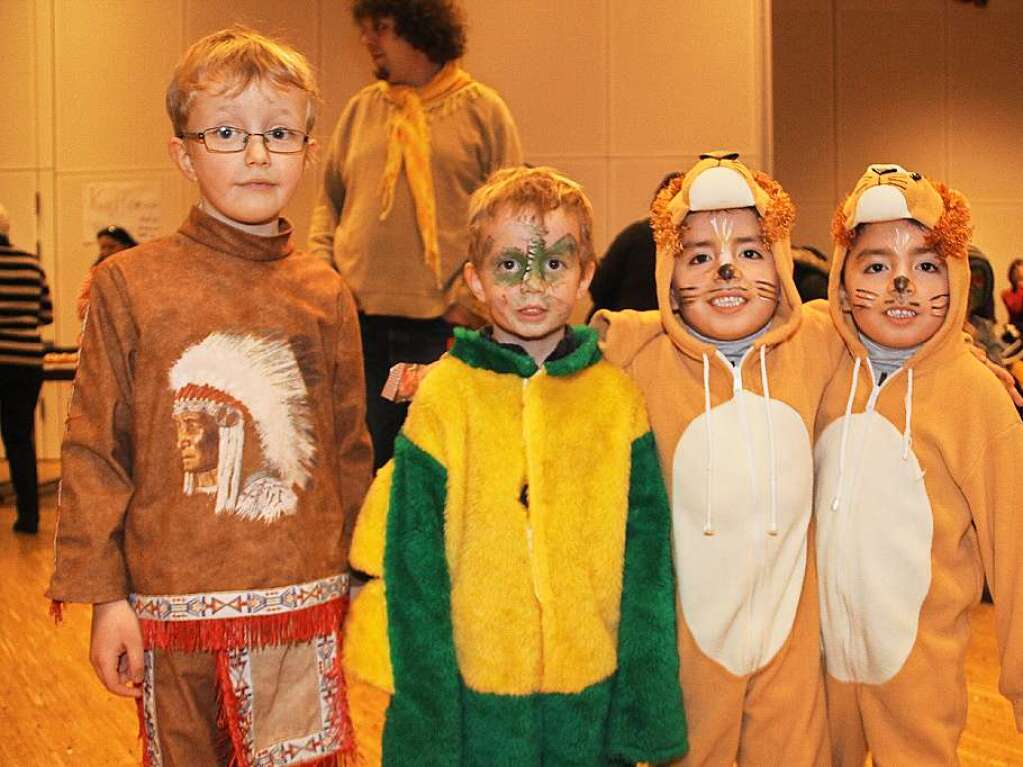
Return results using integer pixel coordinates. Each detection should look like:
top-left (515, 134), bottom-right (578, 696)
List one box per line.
top-left (169, 332), bottom-right (316, 522)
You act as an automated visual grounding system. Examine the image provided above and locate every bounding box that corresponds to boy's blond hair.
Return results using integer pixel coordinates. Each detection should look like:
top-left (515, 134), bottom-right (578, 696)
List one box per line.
top-left (166, 26), bottom-right (319, 135)
top-left (467, 166), bottom-right (595, 267)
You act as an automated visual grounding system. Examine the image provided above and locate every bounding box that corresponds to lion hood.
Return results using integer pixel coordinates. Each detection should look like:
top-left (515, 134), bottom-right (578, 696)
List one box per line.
top-left (829, 163), bottom-right (973, 370)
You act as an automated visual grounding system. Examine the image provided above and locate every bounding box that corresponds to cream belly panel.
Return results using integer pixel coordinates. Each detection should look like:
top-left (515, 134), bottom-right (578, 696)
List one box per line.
top-left (815, 412), bottom-right (933, 684)
top-left (672, 390), bottom-right (812, 677)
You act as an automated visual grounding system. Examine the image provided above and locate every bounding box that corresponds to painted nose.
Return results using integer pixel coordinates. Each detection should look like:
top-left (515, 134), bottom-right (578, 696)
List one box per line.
top-left (521, 268), bottom-right (544, 293)
top-left (893, 275), bottom-right (911, 294)
top-left (717, 263), bottom-right (737, 281)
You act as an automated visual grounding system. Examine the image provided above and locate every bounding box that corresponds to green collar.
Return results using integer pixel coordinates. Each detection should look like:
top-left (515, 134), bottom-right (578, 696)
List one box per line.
top-left (450, 325), bottom-right (601, 378)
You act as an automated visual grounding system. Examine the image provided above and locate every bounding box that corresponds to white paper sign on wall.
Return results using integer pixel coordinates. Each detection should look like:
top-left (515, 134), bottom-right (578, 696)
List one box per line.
top-left (82, 181), bottom-right (161, 244)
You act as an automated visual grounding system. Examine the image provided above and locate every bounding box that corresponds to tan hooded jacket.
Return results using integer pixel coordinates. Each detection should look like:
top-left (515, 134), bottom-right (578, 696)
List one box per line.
top-left (815, 165), bottom-right (1023, 728)
top-left (595, 153), bottom-right (843, 679)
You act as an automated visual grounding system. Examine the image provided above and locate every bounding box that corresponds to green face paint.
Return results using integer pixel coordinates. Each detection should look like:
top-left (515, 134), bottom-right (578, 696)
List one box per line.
top-left (490, 225), bottom-right (579, 288)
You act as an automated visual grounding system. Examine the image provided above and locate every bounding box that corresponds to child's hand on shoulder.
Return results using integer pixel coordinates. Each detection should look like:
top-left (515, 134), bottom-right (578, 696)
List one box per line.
top-left (90, 599), bottom-right (144, 698)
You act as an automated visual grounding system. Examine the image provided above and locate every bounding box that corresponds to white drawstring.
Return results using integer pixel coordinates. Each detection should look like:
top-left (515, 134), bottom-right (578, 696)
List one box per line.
top-left (902, 367), bottom-right (914, 460)
top-left (831, 356), bottom-right (862, 512)
top-left (702, 353), bottom-right (715, 536)
top-left (760, 345), bottom-right (778, 536)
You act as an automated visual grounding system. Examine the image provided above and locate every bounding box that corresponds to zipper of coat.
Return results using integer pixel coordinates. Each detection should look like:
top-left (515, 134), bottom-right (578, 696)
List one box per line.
top-left (522, 371), bottom-right (545, 681)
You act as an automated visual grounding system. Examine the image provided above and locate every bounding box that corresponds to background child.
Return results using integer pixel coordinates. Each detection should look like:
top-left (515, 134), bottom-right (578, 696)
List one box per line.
top-left (342, 165), bottom-right (687, 766)
top-left (594, 152), bottom-right (841, 766)
top-left (47, 27), bottom-right (372, 766)
top-left (815, 164), bottom-right (1023, 764)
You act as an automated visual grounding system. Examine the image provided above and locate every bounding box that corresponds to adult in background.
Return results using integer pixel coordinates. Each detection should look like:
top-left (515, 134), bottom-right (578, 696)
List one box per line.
top-left (0, 204), bottom-right (53, 534)
top-left (79, 225), bottom-right (138, 321)
top-left (310, 0), bottom-right (522, 469)
top-left (94, 225), bottom-right (137, 266)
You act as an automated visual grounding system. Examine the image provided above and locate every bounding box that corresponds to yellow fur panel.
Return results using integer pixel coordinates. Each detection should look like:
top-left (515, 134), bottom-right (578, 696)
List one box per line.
top-left (343, 580), bottom-right (394, 693)
top-left (413, 357), bottom-right (644, 695)
top-left (350, 462), bottom-right (393, 577)
top-left (343, 673), bottom-right (390, 767)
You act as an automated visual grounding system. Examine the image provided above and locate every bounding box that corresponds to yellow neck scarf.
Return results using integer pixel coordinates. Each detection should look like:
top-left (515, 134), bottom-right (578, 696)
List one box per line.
top-left (379, 62), bottom-right (473, 288)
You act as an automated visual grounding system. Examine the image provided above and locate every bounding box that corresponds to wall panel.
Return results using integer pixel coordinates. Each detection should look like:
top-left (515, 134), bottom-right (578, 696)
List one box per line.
top-left (0, 1), bottom-right (42, 171)
top-left (947, 1), bottom-right (1023, 203)
top-left (53, 1), bottom-right (184, 171)
top-left (610, 0), bottom-right (766, 159)
top-left (463, 0), bottom-right (609, 160)
top-left (774, 0), bottom-right (1023, 324)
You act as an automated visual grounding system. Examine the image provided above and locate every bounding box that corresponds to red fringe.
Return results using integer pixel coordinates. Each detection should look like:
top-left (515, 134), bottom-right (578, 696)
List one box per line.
top-left (332, 649), bottom-right (356, 758)
top-left (216, 651), bottom-right (253, 767)
top-left (140, 598), bottom-right (346, 653)
top-left (49, 600), bottom-right (65, 624)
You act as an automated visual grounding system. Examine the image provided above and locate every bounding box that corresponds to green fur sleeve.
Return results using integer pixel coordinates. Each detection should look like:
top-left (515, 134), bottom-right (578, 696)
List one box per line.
top-left (607, 430), bottom-right (689, 763)
top-left (382, 434), bottom-right (462, 766)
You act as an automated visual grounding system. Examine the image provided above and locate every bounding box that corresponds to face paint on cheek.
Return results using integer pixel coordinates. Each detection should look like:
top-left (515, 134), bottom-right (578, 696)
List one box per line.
top-left (674, 285), bottom-right (700, 306)
top-left (929, 292), bottom-right (951, 317)
top-left (852, 288), bottom-right (880, 311)
top-left (490, 249), bottom-right (528, 286)
top-left (536, 234), bottom-right (579, 286)
top-left (754, 278), bottom-right (780, 303)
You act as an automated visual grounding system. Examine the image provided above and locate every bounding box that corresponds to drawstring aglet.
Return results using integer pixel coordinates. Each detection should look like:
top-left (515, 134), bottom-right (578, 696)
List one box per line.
top-left (767, 525), bottom-right (778, 536)
top-left (703, 524), bottom-right (716, 536)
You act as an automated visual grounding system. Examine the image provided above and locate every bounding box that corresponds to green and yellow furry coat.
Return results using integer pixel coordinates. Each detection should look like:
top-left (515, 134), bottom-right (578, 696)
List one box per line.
top-left (342, 326), bottom-right (688, 766)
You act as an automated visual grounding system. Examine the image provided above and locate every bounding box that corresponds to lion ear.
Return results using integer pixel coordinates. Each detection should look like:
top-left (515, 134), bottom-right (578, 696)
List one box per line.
top-left (928, 180), bottom-right (972, 261)
top-left (650, 174), bottom-right (686, 254)
top-left (832, 197), bottom-right (854, 248)
top-left (753, 171), bottom-right (795, 243)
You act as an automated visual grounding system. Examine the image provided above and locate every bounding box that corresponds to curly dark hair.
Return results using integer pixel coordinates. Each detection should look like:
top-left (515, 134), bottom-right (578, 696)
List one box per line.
top-left (352, 0), bottom-right (466, 64)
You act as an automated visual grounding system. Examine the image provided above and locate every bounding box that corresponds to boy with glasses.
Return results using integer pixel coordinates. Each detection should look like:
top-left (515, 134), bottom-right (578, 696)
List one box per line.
top-left (48, 27), bottom-right (372, 766)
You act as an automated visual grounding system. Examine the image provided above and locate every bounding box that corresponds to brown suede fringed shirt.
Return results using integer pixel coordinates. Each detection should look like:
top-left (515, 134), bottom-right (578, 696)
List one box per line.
top-left (48, 206), bottom-right (372, 604)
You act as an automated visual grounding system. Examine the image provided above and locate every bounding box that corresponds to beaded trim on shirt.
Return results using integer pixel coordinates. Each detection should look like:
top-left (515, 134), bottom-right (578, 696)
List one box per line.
top-left (130, 574), bottom-right (348, 622)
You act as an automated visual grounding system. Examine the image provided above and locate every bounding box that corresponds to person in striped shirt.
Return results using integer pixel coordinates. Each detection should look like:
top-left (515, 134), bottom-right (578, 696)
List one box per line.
top-left (0, 203), bottom-right (53, 534)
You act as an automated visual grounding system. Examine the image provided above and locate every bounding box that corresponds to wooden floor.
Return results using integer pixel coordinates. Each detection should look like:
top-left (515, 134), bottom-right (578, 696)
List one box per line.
top-left (3, 498), bottom-right (1023, 765)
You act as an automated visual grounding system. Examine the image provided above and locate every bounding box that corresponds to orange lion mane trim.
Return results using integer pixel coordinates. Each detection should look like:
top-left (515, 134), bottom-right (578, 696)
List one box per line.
top-left (832, 196), bottom-right (855, 249)
top-left (928, 180), bottom-right (972, 261)
top-left (649, 170), bottom-right (794, 256)
top-left (753, 171), bottom-right (795, 245)
top-left (650, 174), bottom-right (685, 254)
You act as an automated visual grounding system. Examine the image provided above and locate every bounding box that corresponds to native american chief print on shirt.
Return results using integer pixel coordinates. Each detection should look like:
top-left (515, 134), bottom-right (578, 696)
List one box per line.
top-left (169, 332), bottom-right (316, 522)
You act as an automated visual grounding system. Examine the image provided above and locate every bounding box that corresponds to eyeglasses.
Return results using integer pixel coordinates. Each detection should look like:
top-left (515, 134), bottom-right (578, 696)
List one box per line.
top-left (178, 126), bottom-right (309, 154)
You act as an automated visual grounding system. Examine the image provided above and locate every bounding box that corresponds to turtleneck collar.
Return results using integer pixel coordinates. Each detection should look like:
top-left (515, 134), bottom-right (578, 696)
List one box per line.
top-left (178, 205), bottom-right (294, 262)
top-left (857, 331), bottom-right (919, 379)
top-left (687, 322), bottom-right (771, 367)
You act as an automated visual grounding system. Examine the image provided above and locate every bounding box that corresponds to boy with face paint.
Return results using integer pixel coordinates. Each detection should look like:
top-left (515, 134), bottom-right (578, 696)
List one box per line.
top-left (342, 166), bottom-right (688, 766)
top-left (815, 165), bottom-right (1023, 764)
top-left (594, 152), bottom-right (843, 766)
